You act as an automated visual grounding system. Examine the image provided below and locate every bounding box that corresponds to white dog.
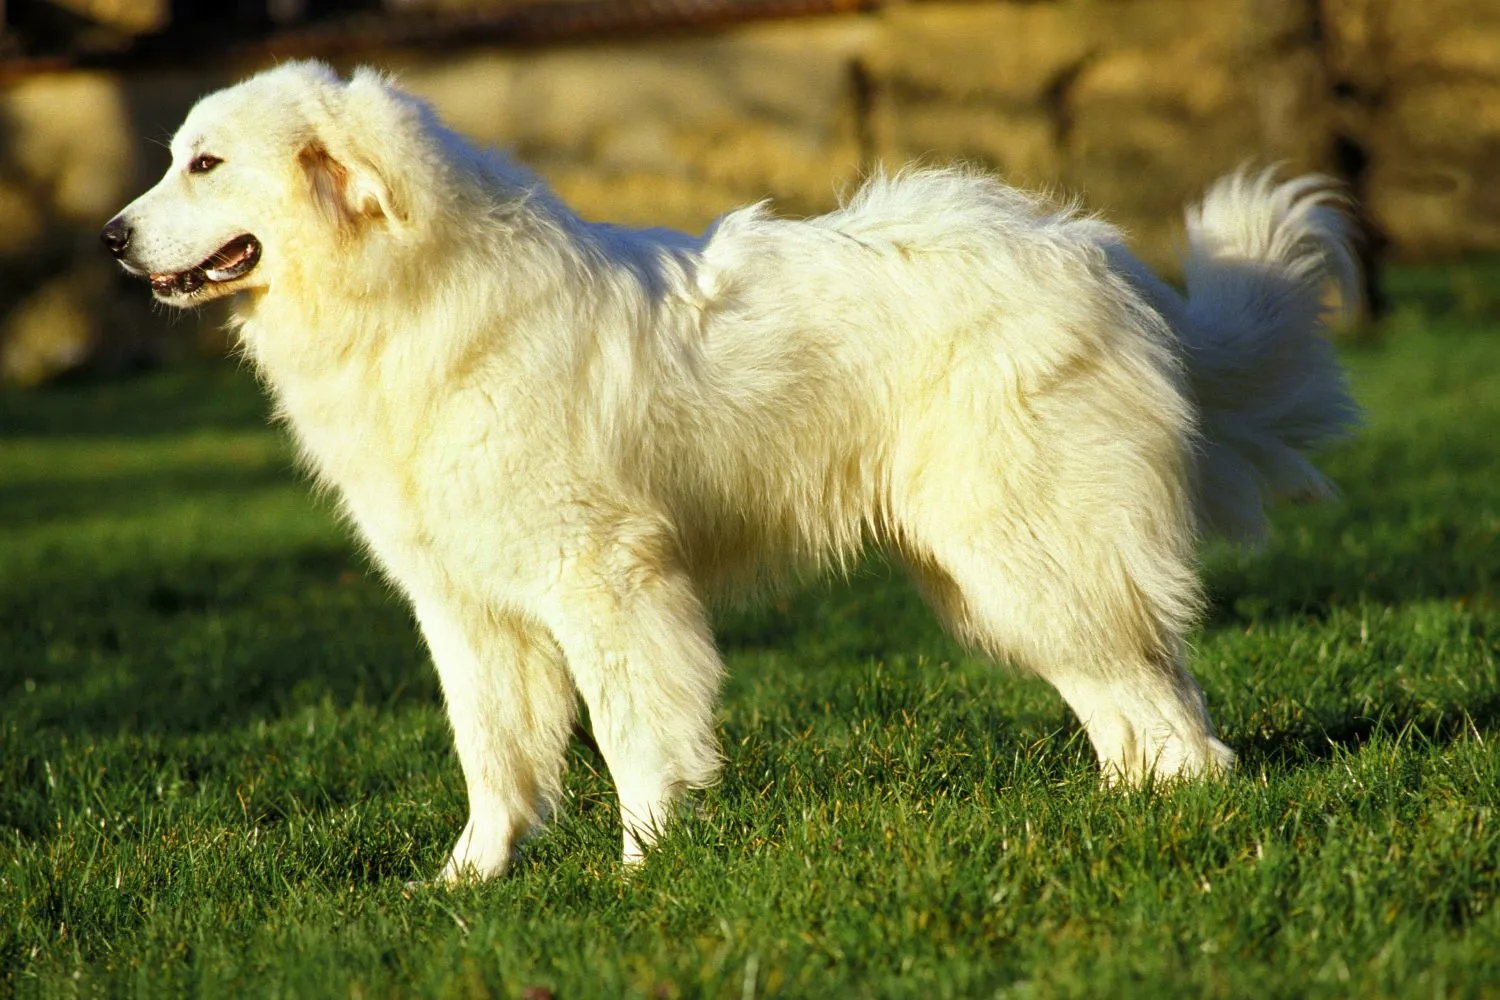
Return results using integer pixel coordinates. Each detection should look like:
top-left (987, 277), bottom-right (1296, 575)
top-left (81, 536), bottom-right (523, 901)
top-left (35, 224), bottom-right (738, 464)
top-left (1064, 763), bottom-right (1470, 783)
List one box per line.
top-left (104, 61), bottom-right (1357, 880)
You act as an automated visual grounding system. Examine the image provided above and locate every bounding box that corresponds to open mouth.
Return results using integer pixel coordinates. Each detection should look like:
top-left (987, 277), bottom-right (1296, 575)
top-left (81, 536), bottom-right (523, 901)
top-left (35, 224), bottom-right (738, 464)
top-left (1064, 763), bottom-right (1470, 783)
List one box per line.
top-left (150, 235), bottom-right (261, 297)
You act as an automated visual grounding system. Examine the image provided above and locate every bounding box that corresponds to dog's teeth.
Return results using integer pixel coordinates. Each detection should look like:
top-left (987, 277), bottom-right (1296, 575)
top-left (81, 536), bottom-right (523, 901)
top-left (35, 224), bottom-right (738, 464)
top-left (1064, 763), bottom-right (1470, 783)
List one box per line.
top-left (205, 267), bottom-right (235, 282)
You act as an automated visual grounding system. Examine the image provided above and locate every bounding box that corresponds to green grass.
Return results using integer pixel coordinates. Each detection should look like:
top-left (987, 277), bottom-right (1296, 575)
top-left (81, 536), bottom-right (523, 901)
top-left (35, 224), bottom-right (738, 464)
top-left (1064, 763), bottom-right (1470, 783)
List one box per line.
top-left (3, 266), bottom-right (1500, 997)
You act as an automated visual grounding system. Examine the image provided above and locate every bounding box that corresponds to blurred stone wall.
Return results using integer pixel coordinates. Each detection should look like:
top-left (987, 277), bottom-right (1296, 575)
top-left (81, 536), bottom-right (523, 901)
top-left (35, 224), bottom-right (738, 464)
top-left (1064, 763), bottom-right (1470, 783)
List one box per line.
top-left (1323, 0), bottom-right (1500, 258)
top-left (2, 0), bottom-right (1497, 383)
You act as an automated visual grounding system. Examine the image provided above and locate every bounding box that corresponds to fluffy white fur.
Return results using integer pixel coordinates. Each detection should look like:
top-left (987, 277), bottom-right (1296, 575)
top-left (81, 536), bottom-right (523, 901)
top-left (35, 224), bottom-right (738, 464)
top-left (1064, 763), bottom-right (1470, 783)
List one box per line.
top-left (106, 62), bottom-right (1358, 880)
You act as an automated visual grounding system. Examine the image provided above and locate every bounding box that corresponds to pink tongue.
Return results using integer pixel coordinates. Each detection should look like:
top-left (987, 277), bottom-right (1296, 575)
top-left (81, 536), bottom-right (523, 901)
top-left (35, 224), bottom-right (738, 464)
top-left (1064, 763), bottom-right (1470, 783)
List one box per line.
top-left (207, 242), bottom-right (249, 269)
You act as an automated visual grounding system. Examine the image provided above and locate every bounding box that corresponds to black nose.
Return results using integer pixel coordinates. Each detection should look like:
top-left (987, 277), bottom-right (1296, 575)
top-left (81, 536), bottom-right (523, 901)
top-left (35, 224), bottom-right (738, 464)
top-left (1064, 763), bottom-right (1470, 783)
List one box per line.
top-left (100, 218), bottom-right (132, 257)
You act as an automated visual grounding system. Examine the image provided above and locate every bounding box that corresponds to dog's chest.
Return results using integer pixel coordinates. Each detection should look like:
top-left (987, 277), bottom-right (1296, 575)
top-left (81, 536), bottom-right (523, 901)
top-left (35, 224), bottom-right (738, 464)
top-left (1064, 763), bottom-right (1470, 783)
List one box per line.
top-left (278, 377), bottom-right (545, 601)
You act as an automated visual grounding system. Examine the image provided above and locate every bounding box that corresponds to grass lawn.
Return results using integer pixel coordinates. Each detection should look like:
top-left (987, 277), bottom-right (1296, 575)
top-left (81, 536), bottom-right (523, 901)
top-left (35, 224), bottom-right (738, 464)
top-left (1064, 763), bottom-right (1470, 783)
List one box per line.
top-left (3, 263), bottom-right (1499, 997)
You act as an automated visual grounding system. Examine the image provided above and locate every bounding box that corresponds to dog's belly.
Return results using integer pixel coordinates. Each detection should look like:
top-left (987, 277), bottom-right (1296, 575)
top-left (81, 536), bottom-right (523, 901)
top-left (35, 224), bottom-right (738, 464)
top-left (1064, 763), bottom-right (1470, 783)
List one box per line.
top-left (654, 424), bottom-right (890, 599)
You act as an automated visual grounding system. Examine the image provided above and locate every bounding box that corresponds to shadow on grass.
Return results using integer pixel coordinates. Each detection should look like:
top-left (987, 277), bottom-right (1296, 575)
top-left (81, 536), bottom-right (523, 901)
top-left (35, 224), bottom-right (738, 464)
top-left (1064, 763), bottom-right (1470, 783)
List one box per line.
top-left (1, 551), bottom-right (957, 740)
top-left (1230, 689), bottom-right (1500, 779)
top-left (0, 538), bottom-right (436, 738)
top-left (0, 358), bottom-right (268, 439)
top-left (715, 558), bottom-right (961, 666)
top-left (1203, 527), bottom-right (1498, 628)
top-left (1203, 441), bottom-right (1499, 626)
top-left (1, 464), bottom-right (300, 527)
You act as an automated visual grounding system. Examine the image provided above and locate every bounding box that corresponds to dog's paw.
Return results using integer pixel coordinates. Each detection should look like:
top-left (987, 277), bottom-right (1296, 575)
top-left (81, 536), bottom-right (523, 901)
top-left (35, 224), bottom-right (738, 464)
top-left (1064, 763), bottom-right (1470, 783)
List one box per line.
top-left (1100, 730), bottom-right (1237, 788)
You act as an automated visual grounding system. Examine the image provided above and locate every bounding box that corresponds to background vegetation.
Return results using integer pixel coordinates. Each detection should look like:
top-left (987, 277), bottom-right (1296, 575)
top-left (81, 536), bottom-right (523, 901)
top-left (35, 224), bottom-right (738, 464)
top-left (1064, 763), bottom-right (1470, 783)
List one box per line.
top-left (2, 261), bottom-right (1498, 996)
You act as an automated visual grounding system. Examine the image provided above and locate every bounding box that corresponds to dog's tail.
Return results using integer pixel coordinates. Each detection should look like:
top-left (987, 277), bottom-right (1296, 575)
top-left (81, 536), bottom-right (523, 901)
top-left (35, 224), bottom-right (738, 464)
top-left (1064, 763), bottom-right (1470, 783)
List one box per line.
top-left (1178, 169), bottom-right (1362, 544)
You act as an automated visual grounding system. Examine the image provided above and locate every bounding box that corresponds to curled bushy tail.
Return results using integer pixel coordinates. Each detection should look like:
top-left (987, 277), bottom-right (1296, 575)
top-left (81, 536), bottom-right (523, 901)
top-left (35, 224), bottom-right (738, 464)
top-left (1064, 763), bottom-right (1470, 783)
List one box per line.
top-left (1182, 169), bottom-right (1362, 544)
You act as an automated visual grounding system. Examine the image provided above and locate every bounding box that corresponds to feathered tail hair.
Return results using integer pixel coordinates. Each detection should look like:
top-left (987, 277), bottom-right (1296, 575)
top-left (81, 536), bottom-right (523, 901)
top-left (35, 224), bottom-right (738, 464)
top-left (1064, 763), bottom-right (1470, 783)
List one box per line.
top-left (1180, 169), bottom-right (1362, 544)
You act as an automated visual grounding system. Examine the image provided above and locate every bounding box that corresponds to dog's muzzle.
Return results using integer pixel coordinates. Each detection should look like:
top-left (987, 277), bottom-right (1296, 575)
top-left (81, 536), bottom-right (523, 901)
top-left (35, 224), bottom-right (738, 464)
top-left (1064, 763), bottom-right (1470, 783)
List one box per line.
top-left (102, 218), bottom-right (262, 298)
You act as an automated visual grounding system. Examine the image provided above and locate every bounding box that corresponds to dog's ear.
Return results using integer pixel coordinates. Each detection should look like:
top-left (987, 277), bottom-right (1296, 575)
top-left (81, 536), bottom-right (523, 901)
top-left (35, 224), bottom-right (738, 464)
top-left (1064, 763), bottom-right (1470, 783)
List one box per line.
top-left (298, 71), bottom-right (413, 230)
top-left (298, 140), bottom-right (402, 230)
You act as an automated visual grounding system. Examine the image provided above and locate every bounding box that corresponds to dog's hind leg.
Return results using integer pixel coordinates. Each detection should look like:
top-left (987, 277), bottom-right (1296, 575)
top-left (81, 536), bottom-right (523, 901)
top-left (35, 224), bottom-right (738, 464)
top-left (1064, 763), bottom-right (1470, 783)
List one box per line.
top-left (415, 599), bottom-right (577, 882)
top-left (891, 335), bottom-right (1235, 783)
top-left (1036, 643), bottom-right (1236, 785)
top-left (903, 533), bottom-right (1234, 786)
top-left (539, 518), bottom-right (724, 867)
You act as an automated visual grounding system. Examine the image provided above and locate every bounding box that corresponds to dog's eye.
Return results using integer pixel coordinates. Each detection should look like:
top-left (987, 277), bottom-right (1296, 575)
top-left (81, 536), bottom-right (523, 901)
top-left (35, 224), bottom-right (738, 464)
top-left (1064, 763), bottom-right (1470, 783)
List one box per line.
top-left (189, 154), bottom-right (223, 175)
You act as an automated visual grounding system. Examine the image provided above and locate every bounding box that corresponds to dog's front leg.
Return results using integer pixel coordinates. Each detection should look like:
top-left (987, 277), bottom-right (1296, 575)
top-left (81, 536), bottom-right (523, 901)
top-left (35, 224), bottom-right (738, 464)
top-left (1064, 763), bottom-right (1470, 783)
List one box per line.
top-left (414, 597), bottom-right (576, 881)
top-left (540, 538), bottom-right (725, 866)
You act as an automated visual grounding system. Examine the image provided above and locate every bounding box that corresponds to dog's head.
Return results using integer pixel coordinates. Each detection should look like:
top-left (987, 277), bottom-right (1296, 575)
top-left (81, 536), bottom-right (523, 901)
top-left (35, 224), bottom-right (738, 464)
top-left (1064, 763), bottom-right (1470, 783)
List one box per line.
top-left (102, 62), bottom-right (419, 309)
